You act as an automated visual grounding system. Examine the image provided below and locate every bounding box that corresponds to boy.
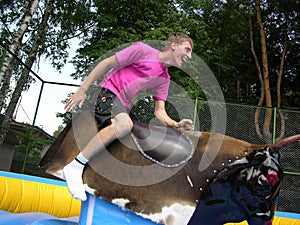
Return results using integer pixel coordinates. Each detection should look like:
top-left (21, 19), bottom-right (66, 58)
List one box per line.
top-left (64, 32), bottom-right (194, 201)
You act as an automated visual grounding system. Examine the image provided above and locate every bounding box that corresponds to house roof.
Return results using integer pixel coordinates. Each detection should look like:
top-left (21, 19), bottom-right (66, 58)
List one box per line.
top-left (0, 115), bottom-right (55, 146)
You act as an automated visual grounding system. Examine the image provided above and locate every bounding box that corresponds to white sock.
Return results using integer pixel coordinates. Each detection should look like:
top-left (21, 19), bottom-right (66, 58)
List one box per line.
top-left (76, 152), bottom-right (88, 164)
top-left (63, 153), bottom-right (88, 201)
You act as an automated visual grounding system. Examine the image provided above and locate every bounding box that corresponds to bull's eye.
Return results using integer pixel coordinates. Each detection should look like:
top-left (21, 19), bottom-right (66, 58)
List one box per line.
top-left (253, 152), bottom-right (266, 161)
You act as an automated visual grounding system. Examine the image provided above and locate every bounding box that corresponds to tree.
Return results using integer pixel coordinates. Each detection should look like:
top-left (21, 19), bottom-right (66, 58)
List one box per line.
top-left (251, 0), bottom-right (299, 143)
top-left (250, 0), bottom-right (273, 143)
top-left (1, 0), bottom-right (298, 140)
top-left (0, 0), bottom-right (94, 142)
top-left (0, 0), bottom-right (40, 112)
top-left (53, 124), bottom-right (65, 138)
top-left (70, 0), bottom-right (192, 80)
top-left (0, 0), bottom-right (54, 144)
top-left (193, 0), bottom-right (258, 103)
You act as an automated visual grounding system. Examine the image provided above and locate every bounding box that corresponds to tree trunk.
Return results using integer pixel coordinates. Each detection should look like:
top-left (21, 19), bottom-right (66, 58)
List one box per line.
top-left (250, 16), bottom-right (264, 141)
top-left (277, 35), bottom-right (288, 109)
top-left (237, 79), bottom-right (240, 99)
top-left (254, 0), bottom-right (273, 143)
top-left (274, 35), bottom-right (288, 142)
top-left (255, 1), bottom-right (271, 108)
top-left (0, 0), bottom-right (40, 112)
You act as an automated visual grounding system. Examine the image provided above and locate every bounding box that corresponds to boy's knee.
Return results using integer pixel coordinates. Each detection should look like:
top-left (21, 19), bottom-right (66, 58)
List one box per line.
top-left (113, 114), bottom-right (133, 138)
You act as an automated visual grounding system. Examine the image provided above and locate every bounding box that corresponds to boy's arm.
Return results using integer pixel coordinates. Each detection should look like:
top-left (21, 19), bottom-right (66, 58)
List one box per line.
top-left (65, 55), bottom-right (118, 112)
top-left (154, 100), bottom-right (194, 131)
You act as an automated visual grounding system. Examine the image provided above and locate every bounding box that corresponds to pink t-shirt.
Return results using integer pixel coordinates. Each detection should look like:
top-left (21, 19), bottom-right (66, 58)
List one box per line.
top-left (101, 42), bottom-right (170, 109)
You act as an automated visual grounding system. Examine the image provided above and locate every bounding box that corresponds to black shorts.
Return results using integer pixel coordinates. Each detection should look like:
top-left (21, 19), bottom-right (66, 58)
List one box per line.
top-left (92, 88), bottom-right (127, 130)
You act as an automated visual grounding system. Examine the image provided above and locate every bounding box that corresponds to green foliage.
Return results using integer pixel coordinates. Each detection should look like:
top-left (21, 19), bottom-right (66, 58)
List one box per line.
top-left (70, 0), bottom-right (197, 80)
top-left (1, 0), bottom-right (299, 124)
top-left (13, 124), bottom-right (52, 175)
top-left (54, 0), bottom-right (299, 127)
top-left (131, 96), bottom-right (182, 124)
top-left (56, 111), bottom-right (72, 125)
top-left (52, 124), bottom-right (65, 137)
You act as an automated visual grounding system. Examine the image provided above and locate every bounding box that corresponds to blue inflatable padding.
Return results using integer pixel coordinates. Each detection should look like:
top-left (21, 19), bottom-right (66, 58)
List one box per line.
top-left (0, 210), bottom-right (78, 225)
top-left (275, 211), bottom-right (300, 220)
top-left (31, 219), bottom-right (78, 225)
top-left (79, 193), bottom-right (162, 225)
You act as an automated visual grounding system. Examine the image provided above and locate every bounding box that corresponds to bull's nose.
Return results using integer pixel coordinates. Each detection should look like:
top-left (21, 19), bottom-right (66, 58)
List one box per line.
top-left (258, 170), bottom-right (278, 188)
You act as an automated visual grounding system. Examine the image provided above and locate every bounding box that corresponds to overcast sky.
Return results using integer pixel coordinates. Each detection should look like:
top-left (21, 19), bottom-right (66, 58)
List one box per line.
top-left (15, 39), bottom-right (81, 135)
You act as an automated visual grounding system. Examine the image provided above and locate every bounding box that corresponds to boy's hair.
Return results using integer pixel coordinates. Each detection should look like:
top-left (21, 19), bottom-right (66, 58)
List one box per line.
top-left (166, 32), bottom-right (194, 49)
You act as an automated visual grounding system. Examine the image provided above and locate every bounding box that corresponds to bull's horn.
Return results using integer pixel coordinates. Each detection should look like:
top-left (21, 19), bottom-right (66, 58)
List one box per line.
top-left (269, 134), bottom-right (300, 153)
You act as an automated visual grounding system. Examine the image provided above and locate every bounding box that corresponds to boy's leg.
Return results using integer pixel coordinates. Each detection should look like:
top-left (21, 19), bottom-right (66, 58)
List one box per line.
top-left (63, 112), bottom-right (132, 201)
top-left (63, 124), bottom-right (116, 201)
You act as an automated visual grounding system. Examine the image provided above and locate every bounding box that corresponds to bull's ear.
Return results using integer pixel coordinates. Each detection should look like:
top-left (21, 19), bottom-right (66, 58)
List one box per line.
top-left (252, 149), bottom-right (267, 160)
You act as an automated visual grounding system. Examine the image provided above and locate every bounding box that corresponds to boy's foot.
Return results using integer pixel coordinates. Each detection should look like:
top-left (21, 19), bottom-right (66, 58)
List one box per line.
top-left (63, 159), bottom-right (87, 201)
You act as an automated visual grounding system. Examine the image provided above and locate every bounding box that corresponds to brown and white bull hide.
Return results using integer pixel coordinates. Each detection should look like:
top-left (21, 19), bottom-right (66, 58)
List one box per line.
top-left (39, 110), bottom-right (300, 225)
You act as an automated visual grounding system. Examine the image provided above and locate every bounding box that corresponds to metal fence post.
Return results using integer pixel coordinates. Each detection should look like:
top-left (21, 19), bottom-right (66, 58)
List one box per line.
top-left (272, 107), bottom-right (277, 144)
top-left (193, 98), bottom-right (198, 127)
top-left (21, 82), bottom-right (44, 173)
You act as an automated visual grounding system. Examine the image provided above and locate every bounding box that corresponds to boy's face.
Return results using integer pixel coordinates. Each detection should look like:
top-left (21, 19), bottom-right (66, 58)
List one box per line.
top-left (172, 41), bottom-right (193, 68)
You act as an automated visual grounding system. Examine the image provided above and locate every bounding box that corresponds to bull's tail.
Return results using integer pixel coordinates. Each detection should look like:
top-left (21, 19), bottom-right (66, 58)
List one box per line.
top-left (269, 134), bottom-right (300, 153)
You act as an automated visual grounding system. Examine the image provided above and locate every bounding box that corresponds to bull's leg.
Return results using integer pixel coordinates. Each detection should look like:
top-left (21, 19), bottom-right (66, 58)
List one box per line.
top-left (187, 202), bottom-right (226, 225)
top-left (187, 182), bottom-right (247, 225)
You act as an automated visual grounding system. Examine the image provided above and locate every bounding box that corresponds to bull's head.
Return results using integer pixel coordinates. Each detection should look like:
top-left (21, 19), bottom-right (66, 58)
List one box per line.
top-left (188, 134), bottom-right (300, 225)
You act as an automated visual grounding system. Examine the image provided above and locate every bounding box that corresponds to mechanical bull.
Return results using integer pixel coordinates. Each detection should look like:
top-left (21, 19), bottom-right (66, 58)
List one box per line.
top-left (39, 110), bottom-right (300, 225)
